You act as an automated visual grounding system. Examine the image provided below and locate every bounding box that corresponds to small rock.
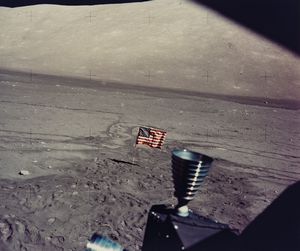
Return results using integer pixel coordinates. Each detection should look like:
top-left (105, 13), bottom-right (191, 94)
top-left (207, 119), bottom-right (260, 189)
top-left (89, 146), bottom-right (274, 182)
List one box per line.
top-left (45, 236), bottom-right (52, 241)
top-left (71, 184), bottom-right (76, 189)
top-left (0, 220), bottom-right (12, 241)
top-left (51, 235), bottom-right (65, 245)
top-left (136, 227), bottom-right (143, 234)
top-left (32, 160), bottom-right (38, 163)
top-left (124, 233), bottom-right (132, 241)
top-left (48, 165), bottom-right (52, 169)
top-left (15, 221), bottom-right (26, 235)
top-left (19, 198), bottom-right (26, 205)
top-left (72, 191), bottom-right (78, 196)
top-left (19, 170), bottom-right (30, 176)
top-left (47, 218), bottom-right (56, 225)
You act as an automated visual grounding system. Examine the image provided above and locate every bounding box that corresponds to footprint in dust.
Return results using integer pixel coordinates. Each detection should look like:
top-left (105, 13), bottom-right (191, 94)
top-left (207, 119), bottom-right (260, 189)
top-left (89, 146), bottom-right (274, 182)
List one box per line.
top-left (106, 123), bottom-right (133, 146)
top-left (0, 216), bottom-right (46, 250)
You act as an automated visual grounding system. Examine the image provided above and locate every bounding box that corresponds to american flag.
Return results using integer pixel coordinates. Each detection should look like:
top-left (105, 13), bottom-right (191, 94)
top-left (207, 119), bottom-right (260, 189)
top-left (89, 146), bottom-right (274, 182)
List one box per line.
top-left (136, 127), bottom-right (167, 149)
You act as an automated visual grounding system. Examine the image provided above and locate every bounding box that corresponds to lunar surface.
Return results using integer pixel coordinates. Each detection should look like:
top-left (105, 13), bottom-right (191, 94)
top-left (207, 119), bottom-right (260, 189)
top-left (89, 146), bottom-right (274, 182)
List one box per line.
top-left (0, 1), bottom-right (299, 250)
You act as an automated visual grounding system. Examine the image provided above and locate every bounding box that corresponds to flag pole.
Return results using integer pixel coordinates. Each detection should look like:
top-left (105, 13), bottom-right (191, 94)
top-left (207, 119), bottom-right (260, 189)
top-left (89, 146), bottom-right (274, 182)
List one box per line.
top-left (132, 128), bottom-right (139, 164)
top-left (132, 142), bottom-right (136, 164)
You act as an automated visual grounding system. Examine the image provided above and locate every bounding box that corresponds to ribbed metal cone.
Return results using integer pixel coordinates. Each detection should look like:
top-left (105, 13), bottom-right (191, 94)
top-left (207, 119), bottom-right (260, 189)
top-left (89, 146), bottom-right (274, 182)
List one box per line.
top-left (172, 149), bottom-right (213, 208)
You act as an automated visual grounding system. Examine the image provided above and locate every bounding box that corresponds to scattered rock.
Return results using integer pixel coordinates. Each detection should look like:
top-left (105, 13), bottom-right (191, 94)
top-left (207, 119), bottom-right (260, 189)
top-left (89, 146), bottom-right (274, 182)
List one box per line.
top-left (47, 218), bottom-right (56, 225)
top-left (19, 170), bottom-right (30, 176)
top-left (20, 245), bottom-right (28, 251)
top-left (15, 221), bottom-right (26, 235)
top-left (0, 219), bottom-right (13, 241)
top-left (124, 233), bottom-right (133, 241)
top-left (50, 235), bottom-right (65, 246)
top-left (25, 225), bottom-right (42, 244)
top-left (19, 198), bottom-right (26, 205)
top-left (45, 236), bottom-right (52, 242)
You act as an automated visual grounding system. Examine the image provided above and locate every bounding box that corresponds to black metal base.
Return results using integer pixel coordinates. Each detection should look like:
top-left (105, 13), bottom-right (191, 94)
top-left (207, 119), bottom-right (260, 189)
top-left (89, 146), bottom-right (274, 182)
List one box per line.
top-left (142, 204), bottom-right (237, 251)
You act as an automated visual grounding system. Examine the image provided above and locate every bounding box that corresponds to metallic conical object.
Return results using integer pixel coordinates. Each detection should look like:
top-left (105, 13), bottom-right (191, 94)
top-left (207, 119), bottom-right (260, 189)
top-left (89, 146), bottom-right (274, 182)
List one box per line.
top-left (172, 149), bottom-right (213, 217)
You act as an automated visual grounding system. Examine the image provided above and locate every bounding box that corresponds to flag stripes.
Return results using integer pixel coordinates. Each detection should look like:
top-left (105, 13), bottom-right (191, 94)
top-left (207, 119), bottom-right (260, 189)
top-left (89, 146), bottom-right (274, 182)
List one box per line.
top-left (136, 127), bottom-right (166, 149)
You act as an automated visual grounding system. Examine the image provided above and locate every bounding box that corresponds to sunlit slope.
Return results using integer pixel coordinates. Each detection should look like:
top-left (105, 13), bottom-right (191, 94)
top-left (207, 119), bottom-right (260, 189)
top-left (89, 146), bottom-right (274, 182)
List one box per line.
top-left (0, 0), bottom-right (299, 99)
